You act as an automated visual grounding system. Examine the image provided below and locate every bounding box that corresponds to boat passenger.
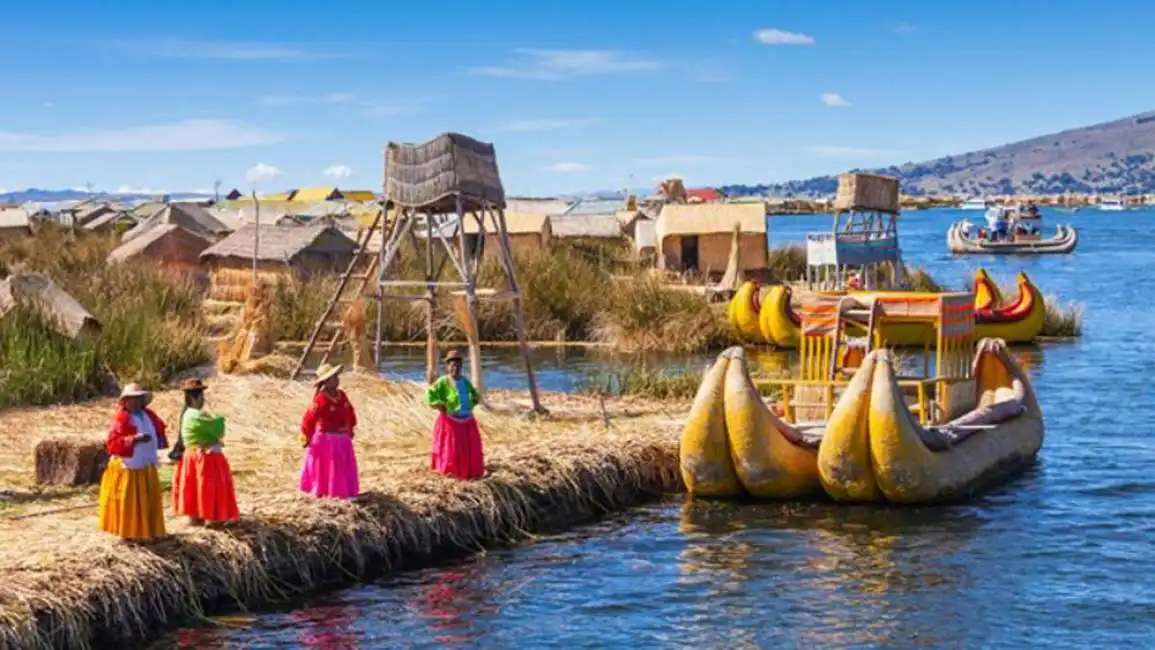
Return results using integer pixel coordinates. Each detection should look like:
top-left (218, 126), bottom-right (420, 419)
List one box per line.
top-left (846, 273), bottom-right (862, 290)
top-left (171, 379), bottom-right (239, 526)
top-left (299, 363), bottom-right (361, 499)
top-left (424, 350), bottom-right (486, 480)
top-left (994, 213), bottom-right (1008, 241)
top-left (98, 383), bottom-right (168, 541)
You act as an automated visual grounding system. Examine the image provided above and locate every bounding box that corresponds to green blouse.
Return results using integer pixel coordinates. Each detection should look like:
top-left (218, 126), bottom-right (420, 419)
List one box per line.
top-left (424, 375), bottom-right (480, 416)
top-left (181, 408), bottom-right (226, 448)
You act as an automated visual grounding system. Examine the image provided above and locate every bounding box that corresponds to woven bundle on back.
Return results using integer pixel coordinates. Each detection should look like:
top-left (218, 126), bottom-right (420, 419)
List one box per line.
top-left (833, 173), bottom-right (900, 213)
top-left (384, 132), bottom-right (506, 213)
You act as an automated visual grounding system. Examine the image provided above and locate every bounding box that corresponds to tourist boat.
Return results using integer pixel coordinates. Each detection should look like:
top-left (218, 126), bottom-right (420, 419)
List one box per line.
top-left (1098, 199), bottom-right (1125, 211)
top-left (946, 205), bottom-right (1078, 255)
top-left (960, 198), bottom-right (988, 210)
top-left (733, 268), bottom-right (1047, 348)
top-left (685, 292), bottom-right (1045, 502)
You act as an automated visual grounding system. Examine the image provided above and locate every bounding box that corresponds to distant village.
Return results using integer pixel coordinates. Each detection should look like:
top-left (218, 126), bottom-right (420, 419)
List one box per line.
top-left (0, 181), bottom-right (1147, 287)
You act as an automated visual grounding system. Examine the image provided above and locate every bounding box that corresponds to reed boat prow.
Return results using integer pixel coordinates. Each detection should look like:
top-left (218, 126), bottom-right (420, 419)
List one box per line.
top-left (679, 352), bottom-right (744, 497)
top-left (972, 268), bottom-right (1004, 311)
top-left (815, 352), bottom-right (881, 502)
top-left (867, 340), bottom-right (1044, 503)
top-left (722, 347), bottom-right (823, 498)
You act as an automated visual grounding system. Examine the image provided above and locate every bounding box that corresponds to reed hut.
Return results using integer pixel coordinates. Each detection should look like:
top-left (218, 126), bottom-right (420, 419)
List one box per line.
top-left (200, 223), bottom-right (358, 278)
top-left (463, 211), bottom-right (552, 254)
top-left (81, 209), bottom-right (138, 234)
top-left (549, 213), bottom-right (623, 240)
top-left (122, 202), bottom-right (233, 244)
top-left (0, 207), bottom-right (33, 240)
top-left (106, 224), bottom-right (214, 277)
top-left (654, 203), bottom-right (767, 275)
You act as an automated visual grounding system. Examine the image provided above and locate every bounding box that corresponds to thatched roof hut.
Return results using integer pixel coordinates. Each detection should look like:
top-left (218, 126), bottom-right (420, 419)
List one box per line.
top-left (0, 207), bottom-right (33, 239)
top-left (82, 209), bottom-right (138, 233)
top-left (107, 224), bottom-right (214, 274)
top-left (462, 211), bottom-right (552, 253)
top-left (122, 202), bottom-right (233, 244)
top-left (199, 224), bottom-right (358, 274)
top-left (0, 272), bottom-right (101, 339)
top-left (655, 203), bottom-right (767, 275)
top-left (549, 213), bottom-right (622, 239)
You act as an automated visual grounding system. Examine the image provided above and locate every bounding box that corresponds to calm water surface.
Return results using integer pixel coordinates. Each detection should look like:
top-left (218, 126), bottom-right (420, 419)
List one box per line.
top-left (160, 208), bottom-right (1155, 648)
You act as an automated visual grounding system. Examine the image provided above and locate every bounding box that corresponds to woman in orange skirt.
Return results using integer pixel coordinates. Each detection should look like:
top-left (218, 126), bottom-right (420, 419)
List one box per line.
top-left (171, 379), bottom-right (239, 525)
top-left (98, 383), bottom-right (169, 540)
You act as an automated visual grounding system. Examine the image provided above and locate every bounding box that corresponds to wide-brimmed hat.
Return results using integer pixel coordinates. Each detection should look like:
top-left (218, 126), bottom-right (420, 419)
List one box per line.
top-left (179, 378), bottom-right (207, 392)
top-left (119, 383), bottom-right (150, 399)
top-left (313, 363), bottom-right (344, 386)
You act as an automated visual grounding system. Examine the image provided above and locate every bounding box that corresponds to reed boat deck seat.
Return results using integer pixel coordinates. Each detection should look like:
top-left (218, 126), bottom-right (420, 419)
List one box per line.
top-left (919, 382), bottom-right (1027, 451)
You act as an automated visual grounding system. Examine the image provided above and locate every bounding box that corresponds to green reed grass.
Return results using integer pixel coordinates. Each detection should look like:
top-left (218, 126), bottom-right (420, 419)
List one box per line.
top-left (0, 225), bottom-right (209, 408)
top-left (578, 361), bottom-right (705, 400)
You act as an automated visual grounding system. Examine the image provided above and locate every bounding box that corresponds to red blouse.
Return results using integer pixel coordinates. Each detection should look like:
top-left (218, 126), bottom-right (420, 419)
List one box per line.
top-left (106, 408), bottom-right (169, 458)
top-left (300, 389), bottom-right (357, 445)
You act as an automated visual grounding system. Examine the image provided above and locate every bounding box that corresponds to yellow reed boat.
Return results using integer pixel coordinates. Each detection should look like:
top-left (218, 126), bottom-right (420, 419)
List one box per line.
top-left (736, 268), bottom-right (1046, 348)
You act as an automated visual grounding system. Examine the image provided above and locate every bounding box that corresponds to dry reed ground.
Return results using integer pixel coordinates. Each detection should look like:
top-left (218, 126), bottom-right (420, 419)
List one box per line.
top-left (0, 373), bottom-right (686, 650)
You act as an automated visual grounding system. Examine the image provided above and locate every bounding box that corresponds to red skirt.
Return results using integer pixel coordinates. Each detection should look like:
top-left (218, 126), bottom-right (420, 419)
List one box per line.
top-left (431, 413), bottom-right (485, 480)
top-left (172, 448), bottom-right (240, 522)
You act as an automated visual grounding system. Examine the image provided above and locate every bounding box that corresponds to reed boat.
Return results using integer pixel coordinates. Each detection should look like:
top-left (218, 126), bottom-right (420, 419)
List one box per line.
top-left (726, 280), bottom-right (764, 341)
top-left (947, 220), bottom-right (1078, 255)
top-left (744, 270), bottom-right (1045, 348)
top-left (819, 339), bottom-right (1044, 503)
top-left (680, 347), bottom-right (826, 498)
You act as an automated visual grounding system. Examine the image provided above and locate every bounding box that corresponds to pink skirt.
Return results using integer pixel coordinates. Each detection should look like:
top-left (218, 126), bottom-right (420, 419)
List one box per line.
top-left (431, 413), bottom-right (485, 480)
top-left (300, 432), bottom-right (360, 498)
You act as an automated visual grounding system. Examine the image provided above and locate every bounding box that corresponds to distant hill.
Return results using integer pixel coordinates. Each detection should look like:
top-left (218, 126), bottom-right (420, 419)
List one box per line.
top-left (0, 189), bottom-right (210, 204)
top-left (721, 110), bottom-right (1155, 197)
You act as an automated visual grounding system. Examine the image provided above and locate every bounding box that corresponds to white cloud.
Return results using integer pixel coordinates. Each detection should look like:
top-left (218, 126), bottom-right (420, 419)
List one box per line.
top-left (0, 119), bottom-right (283, 152)
top-left (495, 118), bottom-right (596, 133)
top-left (753, 29), bottom-right (816, 45)
top-left (893, 23), bottom-right (917, 34)
top-left (470, 49), bottom-right (659, 80)
top-left (246, 163), bottom-right (284, 183)
top-left (803, 146), bottom-right (903, 158)
top-left (820, 92), bottom-right (850, 108)
top-left (545, 162), bottom-right (593, 173)
top-left (113, 185), bottom-right (168, 195)
top-left (635, 155), bottom-right (724, 166)
top-left (323, 164), bottom-right (353, 179)
top-left (109, 38), bottom-right (350, 61)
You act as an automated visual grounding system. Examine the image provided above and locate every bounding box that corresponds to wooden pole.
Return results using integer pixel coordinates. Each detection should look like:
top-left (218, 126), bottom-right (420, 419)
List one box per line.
top-left (459, 196), bottom-right (485, 399)
top-left (250, 190), bottom-right (260, 287)
top-left (374, 201), bottom-right (387, 366)
top-left (424, 211), bottom-right (438, 384)
top-left (493, 206), bottom-right (544, 413)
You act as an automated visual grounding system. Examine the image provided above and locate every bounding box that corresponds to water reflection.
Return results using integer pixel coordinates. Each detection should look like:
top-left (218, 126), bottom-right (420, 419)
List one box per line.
top-left (291, 603), bottom-right (361, 647)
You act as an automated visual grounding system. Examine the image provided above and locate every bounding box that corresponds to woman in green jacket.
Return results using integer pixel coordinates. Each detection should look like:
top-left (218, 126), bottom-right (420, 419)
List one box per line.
top-left (424, 350), bottom-right (485, 479)
top-left (171, 379), bottom-right (240, 525)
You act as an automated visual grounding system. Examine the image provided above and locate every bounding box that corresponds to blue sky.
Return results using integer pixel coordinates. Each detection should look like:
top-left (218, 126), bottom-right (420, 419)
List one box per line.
top-left (2, 0), bottom-right (1155, 196)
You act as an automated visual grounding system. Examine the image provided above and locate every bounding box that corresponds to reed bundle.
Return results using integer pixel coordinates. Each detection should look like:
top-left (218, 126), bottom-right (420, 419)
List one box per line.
top-left (0, 374), bottom-right (685, 649)
top-left (207, 268), bottom-right (283, 303)
top-left (216, 283), bottom-right (275, 374)
top-left (341, 298), bottom-right (374, 371)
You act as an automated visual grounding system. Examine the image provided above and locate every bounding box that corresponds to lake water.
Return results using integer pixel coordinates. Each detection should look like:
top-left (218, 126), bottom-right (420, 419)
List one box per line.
top-left (156, 207), bottom-right (1155, 648)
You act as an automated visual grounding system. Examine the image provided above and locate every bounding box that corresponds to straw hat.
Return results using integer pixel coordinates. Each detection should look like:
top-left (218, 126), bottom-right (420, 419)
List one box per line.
top-left (119, 383), bottom-right (151, 402)
top-left (444, 350), bottom-right (463, 363)
top-left (179, 378), bottom-right (207, 392)
top-left (313, 363), bottom-right (343, 386)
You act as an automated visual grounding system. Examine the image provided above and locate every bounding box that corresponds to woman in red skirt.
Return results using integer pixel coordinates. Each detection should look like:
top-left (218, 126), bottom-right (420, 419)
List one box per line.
top-left (424, 350), bottom-right (485, 479)
top-left (171, 379), bottom-right (239, 526)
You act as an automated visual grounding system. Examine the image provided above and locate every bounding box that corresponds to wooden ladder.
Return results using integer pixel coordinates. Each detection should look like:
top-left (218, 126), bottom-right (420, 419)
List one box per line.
top-left (289, 208), bottom-right (384, 381)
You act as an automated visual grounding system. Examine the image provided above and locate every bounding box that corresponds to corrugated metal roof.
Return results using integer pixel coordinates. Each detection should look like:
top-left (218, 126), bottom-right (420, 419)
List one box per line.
top-left (505, 198), bottom-right (573, 214)
top-left (462, 211), bottom-right (550, 235)
top-left (563, 199), bottom-right (626, 216)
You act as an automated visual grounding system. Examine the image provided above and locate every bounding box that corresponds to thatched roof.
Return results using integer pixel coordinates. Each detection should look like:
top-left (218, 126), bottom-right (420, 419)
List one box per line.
top-left (462, 211), bottom-right (550, 235)
top-left (122, 203), bottom-right (233, 244)
top-left (0, 272), bottom-right (101, 339)
top-left (655, 203), bottom-right (767, 239)
top-left (0, 207), bottom-right (31, 230)
top-left (82, 209), bottom-right (138, 231)
top-left (385, 132), bottom-right (506, 212)
top-left (107, 224), bottom-right (214, 264)
top-left (549, 214), bottom-right (622, 238)
top-left (200, 224), bottom-right (357, 263)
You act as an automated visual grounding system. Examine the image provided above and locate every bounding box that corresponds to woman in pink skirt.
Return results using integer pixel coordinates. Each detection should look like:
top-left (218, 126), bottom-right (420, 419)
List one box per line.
top-left (299, 363), bottom-right (360, 498)
top-left (424, 350), bottom-right (485, 479)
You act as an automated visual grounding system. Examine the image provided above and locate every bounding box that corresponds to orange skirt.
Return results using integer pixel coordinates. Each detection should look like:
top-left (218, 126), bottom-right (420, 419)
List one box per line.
top-left (172, 448), bottom-right (239, 522)
top-left (98, 458), bottom-right (166, 540)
